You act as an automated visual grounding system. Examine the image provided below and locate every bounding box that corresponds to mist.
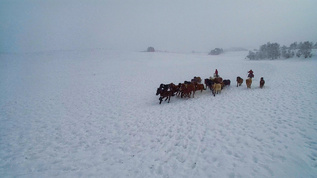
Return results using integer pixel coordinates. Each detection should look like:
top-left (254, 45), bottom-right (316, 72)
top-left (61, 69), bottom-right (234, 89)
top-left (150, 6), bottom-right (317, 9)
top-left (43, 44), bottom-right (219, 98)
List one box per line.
top-left (1, 0), bottom-right (317, 53)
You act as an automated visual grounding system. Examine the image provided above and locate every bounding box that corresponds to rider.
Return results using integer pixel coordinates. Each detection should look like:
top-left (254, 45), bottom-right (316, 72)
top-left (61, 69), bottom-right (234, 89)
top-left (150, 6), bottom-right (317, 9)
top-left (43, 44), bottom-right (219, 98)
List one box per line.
top-left (214, 69), bottom-right (219, 78)
top-left (248, 69), bottom-right (254, 78)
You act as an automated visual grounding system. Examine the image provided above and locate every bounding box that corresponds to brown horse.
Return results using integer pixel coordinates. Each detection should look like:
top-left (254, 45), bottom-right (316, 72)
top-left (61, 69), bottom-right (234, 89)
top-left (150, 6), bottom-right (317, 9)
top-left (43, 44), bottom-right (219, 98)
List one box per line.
top-left (180, 83), bottom-right (196, 98)
top-left (246, 78), bottom-right (252, 89)
top-left (213, 77), bottom-right (223, 84)
top-left (191, 76), bottom-right (202, 84)
top-left (195, 83), bottom-right (205, 92)
top-left (236, 76), bottom-right (243, 87)
top-left (169, 83), bottom-right (180, 96)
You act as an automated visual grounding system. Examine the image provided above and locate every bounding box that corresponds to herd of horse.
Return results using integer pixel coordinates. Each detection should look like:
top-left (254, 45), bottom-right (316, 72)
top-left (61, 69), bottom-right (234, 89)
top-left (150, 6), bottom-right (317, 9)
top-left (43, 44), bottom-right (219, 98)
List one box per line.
top-left (156, 76), bottom-right (265, 104)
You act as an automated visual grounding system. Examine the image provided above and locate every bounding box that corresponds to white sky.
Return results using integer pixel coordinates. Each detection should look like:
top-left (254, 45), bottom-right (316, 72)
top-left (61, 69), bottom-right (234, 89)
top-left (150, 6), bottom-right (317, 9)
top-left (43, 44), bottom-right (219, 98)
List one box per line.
top-left (1, 0), bottom-right (317, 53)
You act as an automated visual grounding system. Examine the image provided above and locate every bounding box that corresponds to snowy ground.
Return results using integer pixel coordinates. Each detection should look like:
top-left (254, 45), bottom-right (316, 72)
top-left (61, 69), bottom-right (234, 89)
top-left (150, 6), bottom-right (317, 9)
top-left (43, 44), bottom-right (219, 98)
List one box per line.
top-left (1, 49), bottom-right (317, 177)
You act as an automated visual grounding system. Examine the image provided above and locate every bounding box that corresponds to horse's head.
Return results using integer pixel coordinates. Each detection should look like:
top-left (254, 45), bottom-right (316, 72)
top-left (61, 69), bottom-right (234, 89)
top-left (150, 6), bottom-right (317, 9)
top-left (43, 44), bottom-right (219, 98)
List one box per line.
top-left (156, 88), bottom-right (161, 95)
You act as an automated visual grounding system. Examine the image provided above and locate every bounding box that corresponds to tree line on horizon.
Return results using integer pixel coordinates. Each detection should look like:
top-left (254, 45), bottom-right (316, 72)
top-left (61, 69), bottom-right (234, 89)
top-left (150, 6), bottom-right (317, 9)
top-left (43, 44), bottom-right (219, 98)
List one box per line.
top-left (247, 41), bottom-right (317, 60)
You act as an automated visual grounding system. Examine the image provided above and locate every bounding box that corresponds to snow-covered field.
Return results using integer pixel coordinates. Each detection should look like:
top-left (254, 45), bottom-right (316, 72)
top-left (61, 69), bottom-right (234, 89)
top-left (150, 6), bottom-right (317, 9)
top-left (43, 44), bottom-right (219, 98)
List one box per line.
top-left (1, 49), bottom-right (317, 177)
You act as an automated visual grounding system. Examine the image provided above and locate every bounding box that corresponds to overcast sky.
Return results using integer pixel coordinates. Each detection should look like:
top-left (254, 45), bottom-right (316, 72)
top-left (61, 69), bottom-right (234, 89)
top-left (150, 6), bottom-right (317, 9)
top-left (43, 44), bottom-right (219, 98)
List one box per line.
top-left (1, 0), bottom-right (317, 53)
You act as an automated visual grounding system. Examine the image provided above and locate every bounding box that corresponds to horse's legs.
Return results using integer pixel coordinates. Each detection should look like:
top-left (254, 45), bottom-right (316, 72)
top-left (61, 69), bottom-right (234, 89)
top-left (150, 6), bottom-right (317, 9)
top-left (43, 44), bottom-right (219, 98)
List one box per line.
top-left (184, 92), bottom-right (188, 98)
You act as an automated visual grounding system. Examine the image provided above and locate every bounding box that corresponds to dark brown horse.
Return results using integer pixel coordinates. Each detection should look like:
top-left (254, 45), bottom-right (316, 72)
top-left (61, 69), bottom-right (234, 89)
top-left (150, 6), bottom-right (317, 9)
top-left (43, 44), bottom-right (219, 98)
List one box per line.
top-left (204, 78), bottom-right (215, 96)
top-left (260, 77), bottom-right (265, 88)
top-left (223, 79), bottom-right (231, 86)
top-left (156, 87), bottom-right (174, 104)
top-left (236, 76), bottom-right (243, 87)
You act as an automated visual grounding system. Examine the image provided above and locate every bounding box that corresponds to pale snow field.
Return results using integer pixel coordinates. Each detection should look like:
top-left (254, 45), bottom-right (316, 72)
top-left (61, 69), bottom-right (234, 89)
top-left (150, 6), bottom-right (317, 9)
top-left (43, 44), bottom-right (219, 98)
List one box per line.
top-left (0, 49), bottom-right (317, 177)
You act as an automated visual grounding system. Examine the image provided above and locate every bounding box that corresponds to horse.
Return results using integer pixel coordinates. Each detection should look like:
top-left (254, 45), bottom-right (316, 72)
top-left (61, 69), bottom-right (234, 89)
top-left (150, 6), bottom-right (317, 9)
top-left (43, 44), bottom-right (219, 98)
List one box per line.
top-left (158, 83), bottom-right (179, 95)
top-left (236, 77), bottom-right (243, 87)
top-left (246, 78), bottom-right (252, 89)
top-left (169, 83), bottom-right (180, 96)
top-left (204, 78), bottom-right (213, 89)
top-left (158, 83), bottom-right (169, 91)
top-left (191, 76), bottom-right (202, 84)
top-left (213, 83), bottom-right (222, 94)
top-left (156, 87), bottom-right (174, 104)
top-left (223, 79), bottom-right (231, 87)
top-left (204, 78), bottom-right (216, 96)
top-left (180, 83), bottom-right (196, 98)
top-left (213, 77), bottom-right (223, 84)
top-left (195, 83), bottom-right (205, 92)
top-left (260, 77), bottom-right (265, 88)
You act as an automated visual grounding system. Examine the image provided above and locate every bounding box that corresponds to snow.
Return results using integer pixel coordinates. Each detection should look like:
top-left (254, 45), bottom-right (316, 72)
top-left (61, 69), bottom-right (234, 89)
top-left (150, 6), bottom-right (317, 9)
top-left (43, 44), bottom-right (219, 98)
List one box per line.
top-left (1, 49), bottom-right (317, 177)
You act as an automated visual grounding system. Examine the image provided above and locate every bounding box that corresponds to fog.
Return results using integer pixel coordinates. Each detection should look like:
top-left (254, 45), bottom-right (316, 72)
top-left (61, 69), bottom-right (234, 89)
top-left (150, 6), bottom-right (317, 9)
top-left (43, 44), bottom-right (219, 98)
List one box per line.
top-left (1, 0), bottom-right (317, 53)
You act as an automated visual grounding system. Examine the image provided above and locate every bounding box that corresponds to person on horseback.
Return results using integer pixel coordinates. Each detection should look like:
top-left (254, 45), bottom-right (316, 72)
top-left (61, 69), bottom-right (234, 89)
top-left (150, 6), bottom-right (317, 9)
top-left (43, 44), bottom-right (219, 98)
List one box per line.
top-left (214, 69), bottom-right (219, 78)
top-left (248, 69), bottom-right (254, 78)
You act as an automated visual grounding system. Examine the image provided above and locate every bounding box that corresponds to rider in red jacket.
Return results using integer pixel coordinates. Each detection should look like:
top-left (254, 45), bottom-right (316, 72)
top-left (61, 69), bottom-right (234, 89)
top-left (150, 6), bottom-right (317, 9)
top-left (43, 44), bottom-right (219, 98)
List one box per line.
top-left (215, 69), bottom-right (219, 77)
top-left (248, 69), bottom-right (254, 78)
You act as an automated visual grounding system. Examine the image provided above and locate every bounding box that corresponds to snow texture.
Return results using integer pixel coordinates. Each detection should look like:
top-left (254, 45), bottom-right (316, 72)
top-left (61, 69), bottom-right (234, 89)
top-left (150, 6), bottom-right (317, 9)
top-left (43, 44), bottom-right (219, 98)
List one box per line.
top-left (1, 50), bottom-right (317, 177)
